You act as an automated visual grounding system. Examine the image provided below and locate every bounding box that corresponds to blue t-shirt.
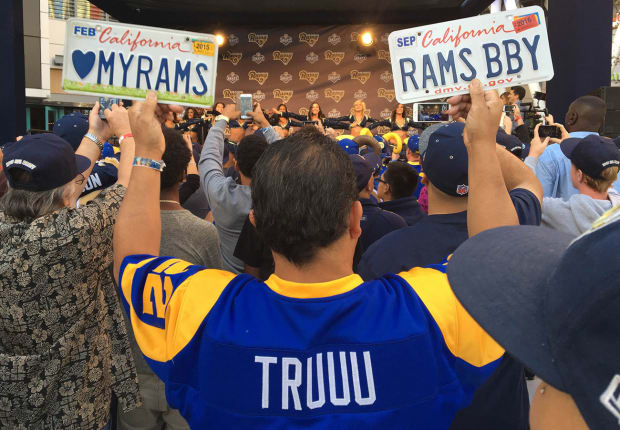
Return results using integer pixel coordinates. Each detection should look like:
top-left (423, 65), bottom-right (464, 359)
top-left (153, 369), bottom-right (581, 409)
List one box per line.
top-left (119, 258), bottom-right (504, 429)
top-left (359, 198), bottom-right (407, 252)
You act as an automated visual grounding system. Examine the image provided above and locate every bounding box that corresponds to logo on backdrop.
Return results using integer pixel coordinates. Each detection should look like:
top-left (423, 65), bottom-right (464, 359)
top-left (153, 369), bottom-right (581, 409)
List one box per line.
top-left (328, 109), bottom-right (342, 118)
top-left (325, 50), bottom-right (345, 65)
top-left (380, 70), bottom-right (393, 83)
top-left (273, 51), bottom-right (294, 65)
top-left (378, 50), bottom-right (391, 63)
top-left (249, 70), bottom-right (269, 85)
top-left (299, 32), bottom-right (320, 47)
top-left (306, 52), bottom-right (319, 64)
top-left (350, 70), bottom-right (371, 84)
top-left (350, 32), bottom-right (359, 42)
top-left (222, 51), bottom-right (242, 66)
top-left (354, 53), bottom-right (368, 64)
top-left (273, 89), bottom-right (294, 103)
top-left (248, 33), bottom-right (268, 48)
top-left (228, 34), bottom-right (239, 46)
top-left (253, 90), bottom-right (266, 102)
top-left (252, 52), bottom-right (265, 64)
top-left (280, 34), bottom-right (293, 46)
top-left (328, 71), bottom-right (341, 83)
top-left (306, 90), bottom-right (319, 102)
top-left (381, 32), bottom-right (390, 44)
top-left (325, 88), bottom-right (345, 103)
top-left (378, 88), bottom-right (396, 102)
top-left (380, 108), bottom-right (392, 119)
top-left (223, 89), bottom-right (243, 102)
top-left (299, 70), bottom-right (320, 85)
top-left (299, 108), bottom-right (309, 116)
top-left (280, 72), bottom-right (293, 84)
top-left (226, 72), bottom-right (239, 84)
top-left (328, 33), bottom-right (342, 45)
top-left (354, 89), bottom-right (368, 100)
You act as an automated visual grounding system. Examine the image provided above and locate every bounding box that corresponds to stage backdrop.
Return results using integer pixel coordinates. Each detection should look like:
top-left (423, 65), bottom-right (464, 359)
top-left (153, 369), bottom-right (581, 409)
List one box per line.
top-left (215, 25), bottom-right (404, 125)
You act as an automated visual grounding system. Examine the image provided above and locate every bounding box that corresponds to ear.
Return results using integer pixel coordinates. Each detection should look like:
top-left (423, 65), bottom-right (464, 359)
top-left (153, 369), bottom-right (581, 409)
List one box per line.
top-left (349, 201), bottom-right (363, 240)
top-left (565, 110), bottom-right (578, 127)
top-left (249, 209), bottom-right (256, 227)
top-left (576, 169), bottom-right (585, 184)
top-left (234, 160), bottom-right (240, 172)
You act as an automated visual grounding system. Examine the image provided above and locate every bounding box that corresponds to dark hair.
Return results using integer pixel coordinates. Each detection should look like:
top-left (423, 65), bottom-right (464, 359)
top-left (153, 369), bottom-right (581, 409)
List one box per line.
top-left (391, 104), bottom-right (408, 123)
top-left (183, 107), bottom-right (199, 121)
top-left (161, 127), bottom-right (191, 190)
top-left (308, 102), bottom-right (325, 120)
top-left (511, 86), bottom-right (526, 100)
top-left (236, 134), bottom-right (268, 178)
top-left (251, 127), bottom-right (358, 265)
top-left (383, 161), bottom-right (419, 200)
top-left (277, 103), bottom-right (288, 112)
top-left (214, 102), bottom-right (225, 114)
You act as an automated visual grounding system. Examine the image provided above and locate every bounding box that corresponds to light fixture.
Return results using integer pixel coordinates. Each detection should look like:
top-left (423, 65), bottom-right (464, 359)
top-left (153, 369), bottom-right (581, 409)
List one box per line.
top-left (360, 32), bottom-right (373, 47)
top-left (215, 34), bottom-right (225, 46)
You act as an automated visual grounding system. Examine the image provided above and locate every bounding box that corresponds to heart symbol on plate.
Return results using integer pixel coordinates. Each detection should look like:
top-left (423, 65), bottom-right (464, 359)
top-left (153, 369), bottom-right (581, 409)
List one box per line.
top-left (72, 50), bottom-right (96, 79)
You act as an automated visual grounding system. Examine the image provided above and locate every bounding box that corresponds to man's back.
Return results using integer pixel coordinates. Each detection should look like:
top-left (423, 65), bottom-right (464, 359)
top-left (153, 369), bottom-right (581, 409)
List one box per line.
top-left (119, 256), bottom-right (503, 430)
top-left (359, 198), bottom-right (407, 251)
top-left (378, 197), bottom-right (426, 226)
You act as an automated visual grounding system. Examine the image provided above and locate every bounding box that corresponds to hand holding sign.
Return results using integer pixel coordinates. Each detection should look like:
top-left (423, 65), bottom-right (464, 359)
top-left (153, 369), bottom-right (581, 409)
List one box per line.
top-left (463, 79), bottom-right (502, 151)
top-left (128, 90), bottom-right (165, 158)
top-left (104, 103), bottom-right (132, 137)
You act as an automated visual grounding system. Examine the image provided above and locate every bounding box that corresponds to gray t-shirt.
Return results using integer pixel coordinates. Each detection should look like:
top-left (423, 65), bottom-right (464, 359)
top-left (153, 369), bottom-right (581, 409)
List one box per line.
top-left (129, 209), bottom-right (222, 374)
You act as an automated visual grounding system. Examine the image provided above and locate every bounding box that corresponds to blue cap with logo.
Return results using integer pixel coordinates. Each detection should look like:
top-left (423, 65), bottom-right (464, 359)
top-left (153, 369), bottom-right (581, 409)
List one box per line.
top-left (339, 138), bottom-right (359, 155)
top-left (407, 135), bottom-right (420, 153)
top-left (349, 153), bottom-right (380, 192)
top-left (2, 134), bottom-right (91, 191)
top-left (496, 128), bottom-right (524, 156)
top-left (560, 135), bottom-right (620, 179)
top-left (420, 122), bottom-right (469, 197)
top-left (53, 112), bottom-right (89, 151)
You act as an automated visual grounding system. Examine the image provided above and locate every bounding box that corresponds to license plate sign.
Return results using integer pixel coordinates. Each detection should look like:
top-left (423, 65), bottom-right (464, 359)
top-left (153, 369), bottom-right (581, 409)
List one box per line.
top-left (388, 6), bottom-right (553, 103)
top-left (62, 19), bottom-right (218, 107)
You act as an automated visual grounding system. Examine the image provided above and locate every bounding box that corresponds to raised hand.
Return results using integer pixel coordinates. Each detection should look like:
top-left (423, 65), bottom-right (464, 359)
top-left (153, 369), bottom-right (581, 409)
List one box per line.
top-left (128, 90), bottom-right (165, 157)
top-left (104, 103), bottom-right (131, 137)
top-left (529, 124), bottom-right (550, 158)
top-left (88, 101), bottom-right (112, 141)
top-left (246, 103), bottom-right (270, 128)
top-left (446, 94), bottom-right (472, 120)
top-left (463, 79), bottom-right (502, 151)
top-left (221, 103), bottom-right (241, 121)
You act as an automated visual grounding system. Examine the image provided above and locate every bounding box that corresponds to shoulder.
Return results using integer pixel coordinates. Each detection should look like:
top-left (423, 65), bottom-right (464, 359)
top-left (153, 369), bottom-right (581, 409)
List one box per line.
top-left (381, 209), bottom-right (407, 227)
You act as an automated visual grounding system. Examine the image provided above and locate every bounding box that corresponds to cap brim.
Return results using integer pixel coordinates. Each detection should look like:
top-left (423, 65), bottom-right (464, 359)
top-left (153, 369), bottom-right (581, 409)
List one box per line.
top-left (75, 154), bottom-right (92, 175)
top-left (447, 225), bottom-right (575, 390)
top-left (560, 138), bottom-right (581, 159)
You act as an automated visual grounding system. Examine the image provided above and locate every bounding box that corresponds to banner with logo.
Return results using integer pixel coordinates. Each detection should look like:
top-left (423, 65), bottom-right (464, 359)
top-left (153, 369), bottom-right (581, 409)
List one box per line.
top-left (216, 26), bottom-right (400, 124)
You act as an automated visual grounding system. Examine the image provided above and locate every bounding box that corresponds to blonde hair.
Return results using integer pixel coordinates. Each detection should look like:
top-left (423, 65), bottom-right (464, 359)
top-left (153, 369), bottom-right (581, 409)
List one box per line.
top-left (350, 100), bottom-right (366, 116)
top-left (583, 166), bottom-right (619, 193)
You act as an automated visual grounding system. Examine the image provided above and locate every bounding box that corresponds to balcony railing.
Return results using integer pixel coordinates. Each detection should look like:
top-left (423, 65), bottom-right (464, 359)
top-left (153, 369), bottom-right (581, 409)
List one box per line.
top-left (48, 0), bottom-right (116, 21)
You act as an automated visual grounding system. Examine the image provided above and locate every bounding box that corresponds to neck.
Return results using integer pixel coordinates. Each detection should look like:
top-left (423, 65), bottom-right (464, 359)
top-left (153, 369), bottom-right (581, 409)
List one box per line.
top-left (427, 185), bottom-right (468, 215)
top-left (272, 239), bottom-right (355, 283)
top-left (578, 184), bottom-right (609, 201)
top-left (358, 190), bottom-right (371, 200)
top-left (396, 114), bottom-right (404, 120)
top-left (160, 187), bottom-right (182, 210)
top-left (240, 173), bottom-right (252, 186)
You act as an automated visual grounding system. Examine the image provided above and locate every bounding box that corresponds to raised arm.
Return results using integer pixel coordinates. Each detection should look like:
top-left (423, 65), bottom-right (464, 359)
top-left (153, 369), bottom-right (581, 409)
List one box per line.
top-left (323, 118), bottom-right (352, 130)
top-left (368, 120), bottom-right (389, 130)
top-left (104, 104), bottom-right (134, 188)
top-left (281, 111), bottom-right (307, 121)
top-left (246, 104), bottom-right (280, 143)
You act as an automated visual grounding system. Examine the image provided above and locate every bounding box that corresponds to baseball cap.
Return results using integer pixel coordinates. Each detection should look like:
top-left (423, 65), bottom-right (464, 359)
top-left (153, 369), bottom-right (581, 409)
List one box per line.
top-left (349, 153), bottom-right (379, 192)
top-left (339, 138), bottom-right (359, 155)
top-left (420, 122), bottom-right (469, 197)
top-left (496, 128), bottom-right (524, 156)
top-left (2, 134), bottom-right (91, 191)
top-left (447, 207), bottom-right (620, 429)
top-left (53, 112), bottom-right (89, 151)
top-left (560, 135), bottom-right (620, 179)
top-left (407, 135), bottom-right (420, 153)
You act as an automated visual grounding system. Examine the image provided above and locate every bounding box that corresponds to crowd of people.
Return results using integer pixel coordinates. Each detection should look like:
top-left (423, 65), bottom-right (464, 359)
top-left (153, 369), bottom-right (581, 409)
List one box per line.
top-left (0, 78), bottom-right (619, 430)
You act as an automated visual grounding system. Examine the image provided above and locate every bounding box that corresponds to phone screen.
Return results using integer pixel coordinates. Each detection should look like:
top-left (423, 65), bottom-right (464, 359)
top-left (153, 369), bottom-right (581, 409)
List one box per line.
top-left (99, 97), bottom-right (119, 120)
top-left (539, 125), bottom-right (562, 139)
top-left (416, 103), bottom-right (450, 122)
top-left (239, 94), bottom-right (253, 119)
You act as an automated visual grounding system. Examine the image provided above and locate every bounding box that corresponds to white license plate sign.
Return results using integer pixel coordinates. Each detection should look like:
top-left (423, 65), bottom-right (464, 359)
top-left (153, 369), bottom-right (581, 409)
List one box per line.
top-left (389, 6), bottom-right (553, 103)
top-left (62, 19), bottom-right (218, 107)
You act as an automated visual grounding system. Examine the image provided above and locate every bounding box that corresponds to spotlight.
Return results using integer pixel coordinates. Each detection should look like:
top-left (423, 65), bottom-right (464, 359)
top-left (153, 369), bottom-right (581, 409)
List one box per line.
top-left (360, 32), bottom-right (373, 47)
top-left (216, 34), bottom-right (225, 46)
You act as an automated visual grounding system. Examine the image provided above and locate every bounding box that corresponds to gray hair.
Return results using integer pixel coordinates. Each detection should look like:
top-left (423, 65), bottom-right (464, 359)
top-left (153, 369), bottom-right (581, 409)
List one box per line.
top-left (1, 170), bottom-right (70, 221)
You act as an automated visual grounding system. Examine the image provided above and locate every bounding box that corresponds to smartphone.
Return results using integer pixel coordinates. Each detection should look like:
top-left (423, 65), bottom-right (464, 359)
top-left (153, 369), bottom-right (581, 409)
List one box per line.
top-left (237, 94), bottom-right (253, 120)
top-left (98, 97), bottom-right (119, 120)
top-left (538, 125), bottom-right (562, 139)
top-left (413, 102), bottom-right (451, 122)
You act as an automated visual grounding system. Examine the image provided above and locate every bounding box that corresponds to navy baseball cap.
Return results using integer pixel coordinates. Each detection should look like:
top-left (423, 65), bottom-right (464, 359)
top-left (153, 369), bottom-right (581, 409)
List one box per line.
top-left (496, 128), bottom-right (524, 156)
top-left (561, 135), bottom-right (620, 179)
top-left (420, 122), bottom-right (469, 197)
top-left (349, 153), bottom-right (379, 192)
top-left (2, 134), bottom-right (91, 191)
top-left (447, 207), bottom-right (620, 429)
top-left (339, 138), bottom-right (359, 155)
top-left (53, 112), bottom-right (89, 151)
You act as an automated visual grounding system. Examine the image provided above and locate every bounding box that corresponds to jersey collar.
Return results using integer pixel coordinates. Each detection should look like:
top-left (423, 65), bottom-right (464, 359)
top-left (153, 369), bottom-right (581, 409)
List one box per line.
top-left (265, 274), bottom-right (363, 299)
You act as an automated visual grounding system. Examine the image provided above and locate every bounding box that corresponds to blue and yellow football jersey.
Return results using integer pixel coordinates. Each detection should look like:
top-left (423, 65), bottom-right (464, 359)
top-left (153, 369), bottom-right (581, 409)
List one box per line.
top-left (119, 256), bottom-right (503, 429)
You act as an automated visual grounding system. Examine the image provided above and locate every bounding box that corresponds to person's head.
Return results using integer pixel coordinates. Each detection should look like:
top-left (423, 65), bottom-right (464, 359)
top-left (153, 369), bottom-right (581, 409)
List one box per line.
top-left (500, 92), bottom-right (511, 105)
top-left (349, 152), bottom-right (381, 199)
top-left (509, 86), bottom-right (526, 103)
top-left (0, 134), bottom-right (90, 220)
top-left (309, 102), bottom-right (324, 119)
top-left (565, 95), bottom-right (606, 133)
top-left (235, 134), bottom-right (268, 183)
top-left (419, 123), bottom-right (469, 213)
top-left (351, 100), bottom-right (366, 115)
top-left (184, 107), bottom-right (199, 120)
top-left (277, 103), bottom-right (288, 113)
top-left (447, 207), bottom-right (620, 430)
top-left (214, 102), bottom-right (225, 114)
top-left (251, 127), bottom-right (359, 266)
top-left (496, 128), bottom-right (524, 158)
top-left (52, 112), bottom-right (89, 151)
top-left (405, 135), bottom-right (421, 162)
top-left (393, 103), bottom-right (406, 119)
top-left (560, 135), bottom-right (620, 195)
top-left (160, 127), bottom-right (191, 191)
top-left (377, 161), bottom-right (418, 202)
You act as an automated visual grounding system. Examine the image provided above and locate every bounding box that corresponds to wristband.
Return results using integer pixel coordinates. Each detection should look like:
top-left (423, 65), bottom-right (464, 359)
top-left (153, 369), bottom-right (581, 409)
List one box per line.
top-left (133, 156), bottom-right (166, 172)
top-left (514, 115), bottom-right (522, 122)
top-left (215, 115), bottom-right (230, 123)
top-left (84, 133), bottom-right (104, 151)
top-left (119, 133), bottom-right (133, 145)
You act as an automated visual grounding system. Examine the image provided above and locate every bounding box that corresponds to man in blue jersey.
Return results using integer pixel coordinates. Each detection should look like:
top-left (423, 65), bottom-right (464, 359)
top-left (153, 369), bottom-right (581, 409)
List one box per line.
top-left (113, 81), bottom-right (516, 429)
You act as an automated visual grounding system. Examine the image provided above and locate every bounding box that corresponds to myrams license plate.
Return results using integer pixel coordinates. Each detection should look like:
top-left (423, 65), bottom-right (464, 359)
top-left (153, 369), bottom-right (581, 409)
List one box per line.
top-left (62, 19), bottom-right (218, 107)
top-left (388, 6), bottom-right (553, 103)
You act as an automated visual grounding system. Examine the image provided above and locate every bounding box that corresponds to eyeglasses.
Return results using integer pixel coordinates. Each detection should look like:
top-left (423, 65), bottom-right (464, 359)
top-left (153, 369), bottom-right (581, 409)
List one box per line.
top-left (75, 173), bottom-right (86, 186)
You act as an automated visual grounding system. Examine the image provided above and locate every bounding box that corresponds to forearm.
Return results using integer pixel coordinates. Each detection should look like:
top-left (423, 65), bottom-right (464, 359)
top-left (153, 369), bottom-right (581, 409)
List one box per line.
top-left (72, 137), bottom-right (100, 200)
top-left (115, 140), bottom-right (135, 187)
top-left (467, 144), bottom-right (519, 237)
top-left (198, 121), bottom-right (226, 181)
top-left (496, 145), bottom-right (542, 202)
